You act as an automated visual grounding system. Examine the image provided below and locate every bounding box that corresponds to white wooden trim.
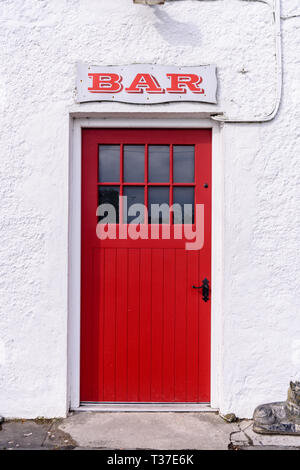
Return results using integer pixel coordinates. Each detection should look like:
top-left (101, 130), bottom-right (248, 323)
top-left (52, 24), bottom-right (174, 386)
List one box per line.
top-left (210, 122), bottom-right (224, 409)
top-left (68, 117), bottom-right (82, 409)
top-left (68, 115), bottom-right (224, 411)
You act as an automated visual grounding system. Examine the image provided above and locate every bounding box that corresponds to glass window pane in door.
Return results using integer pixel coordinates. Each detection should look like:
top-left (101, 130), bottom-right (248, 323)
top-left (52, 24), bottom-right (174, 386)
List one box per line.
top-left (148, 187), bottom-right (170, 223)
top-left (98, 145), bottom-right (120, 182)
top-left (124, 145), bottom-right (145, 182)
top-left (173, 187), bottom-right (194, 224)
top-left (123, 186), bottom-right (145, 223)
top-left (148, 145), bottom-right (169, 182)
top-left (173, 145), bottom-right (194, 183)
top-left (98, 186), bottom-right (120, 223)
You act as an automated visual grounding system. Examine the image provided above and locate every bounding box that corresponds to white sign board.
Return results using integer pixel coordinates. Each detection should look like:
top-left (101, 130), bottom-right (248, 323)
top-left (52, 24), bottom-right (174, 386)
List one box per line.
top-left (76, 63), bottom-right (217, 104)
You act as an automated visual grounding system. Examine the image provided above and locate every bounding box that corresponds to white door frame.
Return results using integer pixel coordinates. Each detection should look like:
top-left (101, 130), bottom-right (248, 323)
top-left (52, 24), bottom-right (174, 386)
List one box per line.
top-left (68, 114), bottom-right (224, 411)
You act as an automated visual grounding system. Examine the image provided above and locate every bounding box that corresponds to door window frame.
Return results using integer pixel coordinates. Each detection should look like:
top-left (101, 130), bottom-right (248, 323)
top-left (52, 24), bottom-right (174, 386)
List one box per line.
top-left (68, 116), bottom-right (223, 412)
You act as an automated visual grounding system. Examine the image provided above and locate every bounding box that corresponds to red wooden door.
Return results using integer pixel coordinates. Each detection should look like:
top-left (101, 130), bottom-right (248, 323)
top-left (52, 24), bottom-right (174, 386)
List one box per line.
top-left (80, 129), bottom-right (211, 403)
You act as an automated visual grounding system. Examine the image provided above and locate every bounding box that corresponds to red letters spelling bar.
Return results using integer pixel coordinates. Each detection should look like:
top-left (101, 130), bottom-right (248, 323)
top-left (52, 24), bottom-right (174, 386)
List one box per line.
top-left (87, 72), bottom-right (204, 95)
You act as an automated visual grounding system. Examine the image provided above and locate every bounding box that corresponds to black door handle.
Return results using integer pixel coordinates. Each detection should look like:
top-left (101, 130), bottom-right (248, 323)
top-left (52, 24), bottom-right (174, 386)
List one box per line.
top-left (192, 278), bottom-right (210, 302)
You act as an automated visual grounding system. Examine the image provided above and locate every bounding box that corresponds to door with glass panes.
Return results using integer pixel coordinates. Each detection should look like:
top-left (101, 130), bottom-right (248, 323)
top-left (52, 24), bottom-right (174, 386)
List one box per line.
top-left (81, 128), bottom-right (211, 403)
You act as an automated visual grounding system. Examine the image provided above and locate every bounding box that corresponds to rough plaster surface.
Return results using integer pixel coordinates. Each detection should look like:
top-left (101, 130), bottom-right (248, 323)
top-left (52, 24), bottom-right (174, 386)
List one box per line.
top-left (0, 0), bottom-right (299, 418)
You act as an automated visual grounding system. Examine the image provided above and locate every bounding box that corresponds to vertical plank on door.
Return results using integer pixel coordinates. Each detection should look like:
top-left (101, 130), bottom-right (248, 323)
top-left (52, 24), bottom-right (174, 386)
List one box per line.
top-left (162, 249), bottom-right (176, 401)
top-left (103, 248), bottom-right (116, 401)
top-left (174, 249), bottom-right (187, 401)
top-left (186, 251), bottom-right (200, 402)
top-left (115, 248), bottom-right (128, 401)
top-left (139, 249), bottom-right (152, 401)
top-left (150, 249), bottom-right (164, 401)
top-left (127, 249), bottom-right (140, 401)
top-left (198, 255), bottom-right (211, 403)
top-left (81, 248), bottom-right (98, 401)
top-left (95, 248), bottom-right (105, 401)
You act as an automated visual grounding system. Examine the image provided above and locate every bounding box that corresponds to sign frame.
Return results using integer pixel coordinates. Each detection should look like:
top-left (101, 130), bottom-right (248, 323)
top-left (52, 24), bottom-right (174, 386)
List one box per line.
top-left (76, 62), bottom-right (217, 105)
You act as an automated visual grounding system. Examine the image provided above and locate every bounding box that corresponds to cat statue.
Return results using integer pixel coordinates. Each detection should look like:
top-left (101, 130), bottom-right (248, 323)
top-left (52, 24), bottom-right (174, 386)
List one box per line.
top-left (253, 381), bottom-right (300, 435)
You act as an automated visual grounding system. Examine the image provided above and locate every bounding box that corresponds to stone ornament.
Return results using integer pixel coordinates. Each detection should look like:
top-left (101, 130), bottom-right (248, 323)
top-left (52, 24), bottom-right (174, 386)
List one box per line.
top-left (253, 382), bottom-right (300, 435)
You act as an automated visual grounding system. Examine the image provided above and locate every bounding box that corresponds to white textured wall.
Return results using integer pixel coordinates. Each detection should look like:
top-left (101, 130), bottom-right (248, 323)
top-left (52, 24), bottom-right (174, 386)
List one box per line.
top-left (0, 0), bottom-right (299, 418)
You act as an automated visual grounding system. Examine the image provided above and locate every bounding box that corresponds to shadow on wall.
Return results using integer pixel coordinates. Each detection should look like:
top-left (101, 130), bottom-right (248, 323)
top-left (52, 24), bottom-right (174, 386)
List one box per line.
top-left (153, 7), bottom-right (202, 46)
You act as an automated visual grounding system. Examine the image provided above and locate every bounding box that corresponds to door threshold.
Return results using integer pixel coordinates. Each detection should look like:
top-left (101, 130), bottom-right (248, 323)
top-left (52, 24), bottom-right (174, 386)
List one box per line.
top-left (74, 402), bottom-right (217, 412)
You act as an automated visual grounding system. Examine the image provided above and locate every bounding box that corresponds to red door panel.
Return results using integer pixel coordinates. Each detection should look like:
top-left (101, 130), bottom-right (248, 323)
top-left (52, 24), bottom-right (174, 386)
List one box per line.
top-left (80, 129), bottom-right (211, 403)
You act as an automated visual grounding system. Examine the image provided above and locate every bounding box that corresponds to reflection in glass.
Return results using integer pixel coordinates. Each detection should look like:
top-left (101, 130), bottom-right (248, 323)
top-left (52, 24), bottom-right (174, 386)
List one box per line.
top-left (148, 145), bottom-right (169, 183)
top-left (98, 145), bottom-right (120, 182)
top-left (173, 187), bottom-right (194, 224)
top-left (98, 186), bottom-right (119, 223)
top-left (124, 145), bottom-right (145, 182)
top-left (148, 187), bottom-right (170, 224)
top-left (173, 146), bottom-right (194, 183)
top-left (123, 186), bottom-right (145, 223)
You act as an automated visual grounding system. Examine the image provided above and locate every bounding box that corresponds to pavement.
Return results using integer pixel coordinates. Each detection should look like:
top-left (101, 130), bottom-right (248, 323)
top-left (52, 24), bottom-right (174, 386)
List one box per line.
top-left (1, 412), bottom-right (300, 450)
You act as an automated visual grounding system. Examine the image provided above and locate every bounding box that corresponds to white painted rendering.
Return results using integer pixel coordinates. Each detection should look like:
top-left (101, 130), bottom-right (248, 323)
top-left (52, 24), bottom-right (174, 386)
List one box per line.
top-left (0, 0), bottom-right (300, 419)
